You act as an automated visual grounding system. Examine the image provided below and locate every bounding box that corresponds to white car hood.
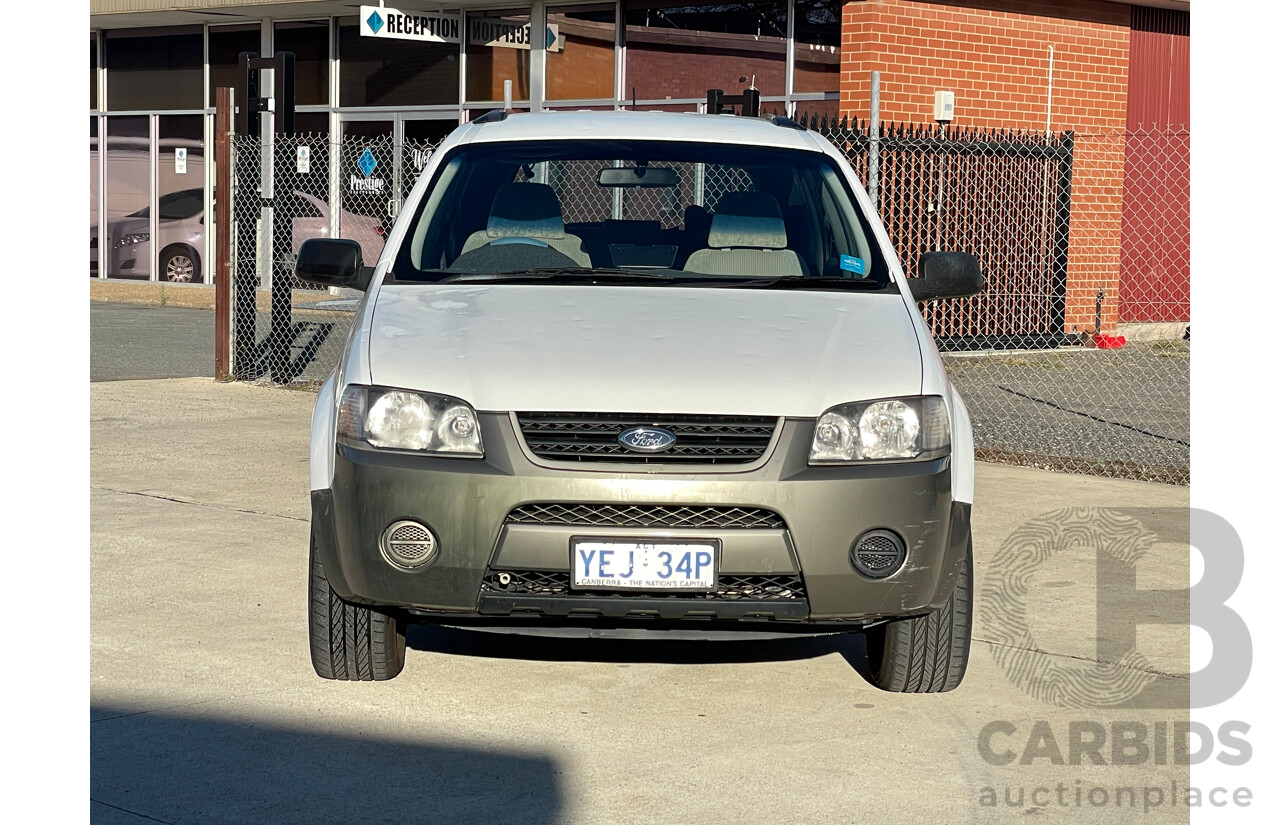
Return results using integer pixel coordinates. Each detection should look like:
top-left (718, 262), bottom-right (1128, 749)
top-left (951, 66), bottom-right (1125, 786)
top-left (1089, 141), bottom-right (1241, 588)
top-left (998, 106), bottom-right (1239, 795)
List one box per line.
top-left (366, 284), bottom-right (922, 417)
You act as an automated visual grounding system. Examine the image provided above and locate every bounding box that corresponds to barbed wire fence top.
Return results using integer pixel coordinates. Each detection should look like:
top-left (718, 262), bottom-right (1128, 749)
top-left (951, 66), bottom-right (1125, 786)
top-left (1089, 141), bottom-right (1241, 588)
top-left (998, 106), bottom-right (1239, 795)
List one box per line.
top-left (229, 116), bottom-right (1189, 485)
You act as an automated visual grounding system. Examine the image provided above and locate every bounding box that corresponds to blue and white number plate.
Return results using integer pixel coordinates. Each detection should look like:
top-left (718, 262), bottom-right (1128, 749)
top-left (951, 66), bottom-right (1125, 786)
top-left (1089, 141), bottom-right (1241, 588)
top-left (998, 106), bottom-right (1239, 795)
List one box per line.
top-left (571, 538), bottom-right (718, 591)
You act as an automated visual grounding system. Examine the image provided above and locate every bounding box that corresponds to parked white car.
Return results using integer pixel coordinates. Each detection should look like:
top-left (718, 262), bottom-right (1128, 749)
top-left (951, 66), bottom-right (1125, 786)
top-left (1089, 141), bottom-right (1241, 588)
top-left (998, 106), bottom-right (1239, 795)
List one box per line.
top-left (298, 110), bottom-right (982, 690)
top-left (91, 189), bottom-right (385, 283)
top-left (96, 188), bottom-right (205, 282)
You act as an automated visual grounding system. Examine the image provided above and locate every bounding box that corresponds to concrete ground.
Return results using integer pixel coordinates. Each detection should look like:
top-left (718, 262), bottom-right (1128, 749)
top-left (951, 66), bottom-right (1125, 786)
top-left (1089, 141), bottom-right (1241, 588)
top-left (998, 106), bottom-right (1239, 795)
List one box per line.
top-left (90, 377), bottom-right (1194, 825)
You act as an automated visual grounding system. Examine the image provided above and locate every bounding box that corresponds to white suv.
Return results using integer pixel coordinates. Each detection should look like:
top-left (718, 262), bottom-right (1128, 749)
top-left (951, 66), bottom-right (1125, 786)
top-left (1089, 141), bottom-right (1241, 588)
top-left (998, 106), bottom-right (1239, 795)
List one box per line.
top-left (298, 110), bottom-right (982, 691)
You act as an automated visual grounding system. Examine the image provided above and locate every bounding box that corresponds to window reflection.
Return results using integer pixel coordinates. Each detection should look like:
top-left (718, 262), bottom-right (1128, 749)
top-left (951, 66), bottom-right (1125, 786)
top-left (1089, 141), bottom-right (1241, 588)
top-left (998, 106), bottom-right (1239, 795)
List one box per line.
top-left (106, 26), bottom-right (202, 111)
top-left (794, 0), bottom-right (841, 95)
top-left (546, 4), bottom-right (616, 101)
top-left (208, 25), bottom-right (259, 105)
top-left (275, 21), bottom-right (331, 105)
top-left (623, 1), bottom-right (787, 103)
top-left (339, 17), bottom-right (460, 107)
top-left (465, 9), bottom-right (532, 103)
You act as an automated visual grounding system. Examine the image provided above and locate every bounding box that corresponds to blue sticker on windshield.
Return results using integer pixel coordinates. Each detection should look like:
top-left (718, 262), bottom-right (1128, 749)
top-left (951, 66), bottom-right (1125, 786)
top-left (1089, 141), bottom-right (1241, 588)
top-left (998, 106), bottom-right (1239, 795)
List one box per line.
top-left (840, 255), bottom-right (867, 275)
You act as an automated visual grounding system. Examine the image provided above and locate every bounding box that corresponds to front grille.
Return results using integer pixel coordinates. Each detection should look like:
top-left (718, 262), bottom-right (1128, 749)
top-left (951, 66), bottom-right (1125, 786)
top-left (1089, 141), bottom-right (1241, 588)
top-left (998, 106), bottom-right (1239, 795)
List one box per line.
top-left (506, 503), bottom-right (785, 530)
top-left (517, 412), bottom-right (778, 464)
top-left (482, 570), bottom-right (806, 601)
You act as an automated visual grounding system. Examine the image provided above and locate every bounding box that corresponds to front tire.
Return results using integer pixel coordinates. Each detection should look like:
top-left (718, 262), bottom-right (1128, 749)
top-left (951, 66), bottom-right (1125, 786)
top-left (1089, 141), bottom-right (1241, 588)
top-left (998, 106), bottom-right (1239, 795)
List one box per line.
top-left (863, 538), bottom-right (972, 693)
top-left (160, 245), bottom-right (200, 283)
top-left (308, 530), bottom-right (406, 681)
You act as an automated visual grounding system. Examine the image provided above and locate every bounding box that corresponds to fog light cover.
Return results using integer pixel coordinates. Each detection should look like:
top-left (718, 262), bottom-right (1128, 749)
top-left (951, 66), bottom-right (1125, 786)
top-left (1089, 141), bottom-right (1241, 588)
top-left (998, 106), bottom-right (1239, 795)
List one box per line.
top-left (851, 529), bottom-right (906, 579)
top-left (380, 520), bottom-right (439, 570)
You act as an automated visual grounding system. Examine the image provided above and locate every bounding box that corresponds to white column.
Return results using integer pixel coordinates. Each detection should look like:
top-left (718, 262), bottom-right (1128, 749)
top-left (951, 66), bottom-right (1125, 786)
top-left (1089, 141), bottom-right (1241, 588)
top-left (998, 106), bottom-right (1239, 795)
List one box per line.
top-left (530, 2), bottom-right (547, 112)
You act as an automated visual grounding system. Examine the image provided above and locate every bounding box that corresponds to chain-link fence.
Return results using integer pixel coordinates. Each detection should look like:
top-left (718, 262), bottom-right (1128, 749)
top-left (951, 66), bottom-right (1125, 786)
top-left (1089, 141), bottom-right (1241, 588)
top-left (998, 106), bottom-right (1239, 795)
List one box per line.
top-left (230, 134), bottom-right (387, 385)
top-left (228, 116), bottom-right (1189, 484)
top-left (790, 113), bottom-right (1189, 484)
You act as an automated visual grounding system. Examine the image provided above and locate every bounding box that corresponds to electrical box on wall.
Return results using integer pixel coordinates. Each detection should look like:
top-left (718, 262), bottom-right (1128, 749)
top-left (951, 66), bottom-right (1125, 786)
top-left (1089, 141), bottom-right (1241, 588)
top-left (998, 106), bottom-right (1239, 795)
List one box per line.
top-left (933, 91), bottom-right (955, 122)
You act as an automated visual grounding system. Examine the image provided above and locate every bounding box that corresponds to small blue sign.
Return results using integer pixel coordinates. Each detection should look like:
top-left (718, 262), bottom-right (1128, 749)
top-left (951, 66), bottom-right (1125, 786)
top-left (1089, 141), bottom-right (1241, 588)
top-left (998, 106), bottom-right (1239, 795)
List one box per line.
top-left (840, 254), bottom-right (867, 275)
top-left (367, 11), bottom-right (384, 34)
top-left (357, 148), bottom-right (378, 178)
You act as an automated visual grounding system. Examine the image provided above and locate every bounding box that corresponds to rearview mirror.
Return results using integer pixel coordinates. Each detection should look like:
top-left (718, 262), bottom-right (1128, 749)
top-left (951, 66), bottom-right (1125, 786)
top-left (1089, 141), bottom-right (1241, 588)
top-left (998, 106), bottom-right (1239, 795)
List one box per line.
top-left (597, 167), bottom-right (679, 188)
top-left (908, 252), bottom-right (984, 301)
top-left (295, 238), bottom-right (375, 291)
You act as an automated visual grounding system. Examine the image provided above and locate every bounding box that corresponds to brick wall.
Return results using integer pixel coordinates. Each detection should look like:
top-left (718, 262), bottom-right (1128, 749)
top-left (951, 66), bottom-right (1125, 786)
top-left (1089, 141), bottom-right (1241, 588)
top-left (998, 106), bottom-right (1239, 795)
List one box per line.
top-left (840, 0), bottom-right (1131, 334)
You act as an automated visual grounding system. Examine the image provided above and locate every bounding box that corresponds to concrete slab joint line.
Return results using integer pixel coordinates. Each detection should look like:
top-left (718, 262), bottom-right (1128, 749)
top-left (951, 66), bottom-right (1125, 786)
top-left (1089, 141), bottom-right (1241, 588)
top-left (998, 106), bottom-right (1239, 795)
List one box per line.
top-left (92, 485), bottom-right (307, 523)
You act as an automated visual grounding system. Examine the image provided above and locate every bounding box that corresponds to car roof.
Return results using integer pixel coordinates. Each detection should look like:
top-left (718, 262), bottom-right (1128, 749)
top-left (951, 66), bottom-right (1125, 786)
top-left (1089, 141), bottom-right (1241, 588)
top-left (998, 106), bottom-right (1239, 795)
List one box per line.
top-left (457, 109), bottom-right (825, 153)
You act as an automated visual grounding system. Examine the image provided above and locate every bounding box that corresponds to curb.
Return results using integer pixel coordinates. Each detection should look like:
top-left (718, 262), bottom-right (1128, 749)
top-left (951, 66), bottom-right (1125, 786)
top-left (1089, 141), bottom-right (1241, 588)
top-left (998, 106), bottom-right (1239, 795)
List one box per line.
top-left (89, 279), bottom-right (353, 314)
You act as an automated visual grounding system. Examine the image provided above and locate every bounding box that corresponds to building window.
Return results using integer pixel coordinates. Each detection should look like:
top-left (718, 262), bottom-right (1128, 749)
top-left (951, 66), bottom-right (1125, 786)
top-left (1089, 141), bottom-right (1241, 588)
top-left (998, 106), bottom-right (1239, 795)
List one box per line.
top-left (275, 20), bottom-right (331, 106)
top-left (793, 0), bottom-right (840, 95)
top-left (90, 34), bottom-right (99, 110)
top-left (465, 9), bottom-right (533, 103)
top-left (623, 1), bottom-right (787, 104)
top-left (208, 25), bottom-right (260, 105)
top-left (546, 4), bottom-right (616, 101)
top-left (105, 26), bottom-right (203, 111)
top-left (339, 17), bottom-right (460, 107)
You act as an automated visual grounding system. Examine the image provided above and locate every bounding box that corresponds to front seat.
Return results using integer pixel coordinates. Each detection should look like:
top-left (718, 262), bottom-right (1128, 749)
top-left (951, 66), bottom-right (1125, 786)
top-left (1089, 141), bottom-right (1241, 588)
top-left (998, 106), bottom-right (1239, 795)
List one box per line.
top-left (460, 182), bottom-right (592, 267)
top-left (682, 191), bottom-right (806, 277)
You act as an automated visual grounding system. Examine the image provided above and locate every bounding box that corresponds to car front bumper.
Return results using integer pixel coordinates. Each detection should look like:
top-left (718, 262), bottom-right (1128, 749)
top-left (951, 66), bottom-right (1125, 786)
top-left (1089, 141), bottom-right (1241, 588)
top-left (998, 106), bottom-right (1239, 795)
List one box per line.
top-left (313, 414), bottom-right (971, 627)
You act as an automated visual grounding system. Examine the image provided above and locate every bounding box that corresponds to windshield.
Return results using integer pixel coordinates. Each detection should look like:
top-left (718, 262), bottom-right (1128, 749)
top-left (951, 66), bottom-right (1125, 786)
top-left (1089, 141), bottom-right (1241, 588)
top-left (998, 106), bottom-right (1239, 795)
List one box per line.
top-left (390, 139), bottom-right (890, 290)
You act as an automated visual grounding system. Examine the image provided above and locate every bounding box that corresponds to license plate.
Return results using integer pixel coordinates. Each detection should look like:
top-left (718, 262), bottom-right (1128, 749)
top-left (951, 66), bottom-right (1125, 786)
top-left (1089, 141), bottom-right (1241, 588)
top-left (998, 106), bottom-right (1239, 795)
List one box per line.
top-left (571, 538), bottom-right (718, 591)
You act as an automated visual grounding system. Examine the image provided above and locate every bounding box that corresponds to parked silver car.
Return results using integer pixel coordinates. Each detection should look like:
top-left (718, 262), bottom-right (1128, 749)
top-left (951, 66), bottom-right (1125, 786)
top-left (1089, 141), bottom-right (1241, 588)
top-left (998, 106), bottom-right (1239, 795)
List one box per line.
top-left (91, 189), bottom-right (386, 283)
top-left (298, 110), bottom-right (983, 691)
top-left (98, 188), bottom-right (205, 282)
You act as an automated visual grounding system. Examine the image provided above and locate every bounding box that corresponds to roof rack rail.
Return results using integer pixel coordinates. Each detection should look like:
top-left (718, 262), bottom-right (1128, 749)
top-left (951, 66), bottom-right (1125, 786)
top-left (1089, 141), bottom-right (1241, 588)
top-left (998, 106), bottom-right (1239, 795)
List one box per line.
top-left (768, 114), bottom-right (807, 131)
top-left (472, 109), bottom-right (509, 124)
top-left (706, 87), bottom-right (760, 117)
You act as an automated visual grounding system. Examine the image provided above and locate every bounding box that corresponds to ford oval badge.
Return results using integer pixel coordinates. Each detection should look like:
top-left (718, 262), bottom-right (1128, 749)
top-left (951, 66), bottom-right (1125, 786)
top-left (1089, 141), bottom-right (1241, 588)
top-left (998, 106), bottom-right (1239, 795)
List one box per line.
top-left (618, 426), bottom-right (678, 453)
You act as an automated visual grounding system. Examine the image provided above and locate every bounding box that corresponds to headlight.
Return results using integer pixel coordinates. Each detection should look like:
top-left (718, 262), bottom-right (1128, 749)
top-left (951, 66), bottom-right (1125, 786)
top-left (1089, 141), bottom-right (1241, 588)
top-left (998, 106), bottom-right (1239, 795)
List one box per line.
top-left (809, 396), bottom-right (949, 464)
top-left (114, 233), bottom-right (149, 248)
top-left (337, 385), bottom-right (483, 456)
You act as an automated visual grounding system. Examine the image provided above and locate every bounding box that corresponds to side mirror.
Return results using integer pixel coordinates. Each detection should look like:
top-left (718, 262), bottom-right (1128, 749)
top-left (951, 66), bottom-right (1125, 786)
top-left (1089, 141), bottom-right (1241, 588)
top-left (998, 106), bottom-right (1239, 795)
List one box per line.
top-left (908, 252), bottom-right (984, 301)
top-left (295, 238), bottom-right (375, 291)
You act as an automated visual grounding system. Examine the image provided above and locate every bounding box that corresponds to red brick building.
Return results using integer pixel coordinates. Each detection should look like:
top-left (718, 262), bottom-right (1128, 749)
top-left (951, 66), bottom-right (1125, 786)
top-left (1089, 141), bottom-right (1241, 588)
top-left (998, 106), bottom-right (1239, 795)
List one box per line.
top-left (834, 0), bottom-right (1188, 334)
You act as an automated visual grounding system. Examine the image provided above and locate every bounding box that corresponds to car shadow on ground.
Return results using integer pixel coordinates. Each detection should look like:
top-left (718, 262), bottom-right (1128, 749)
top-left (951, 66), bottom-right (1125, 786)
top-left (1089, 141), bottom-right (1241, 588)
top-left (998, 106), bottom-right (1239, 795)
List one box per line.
top-left (408, 624), bottom-right (876, 681)
top-left (91, 704), bottom-right (564, 825)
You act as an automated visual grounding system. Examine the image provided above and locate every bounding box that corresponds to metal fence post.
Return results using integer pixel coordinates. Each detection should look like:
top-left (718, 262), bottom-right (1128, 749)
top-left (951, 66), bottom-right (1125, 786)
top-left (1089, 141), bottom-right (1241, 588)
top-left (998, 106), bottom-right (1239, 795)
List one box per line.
top-left (868, 70), bottom-right (881, 204)
top-left (1051, 130), bottom-right (1076, 339)
top-left (214, 87), bottom-right (233, 379)
top-left (269, 52), bottom-right (297, 383)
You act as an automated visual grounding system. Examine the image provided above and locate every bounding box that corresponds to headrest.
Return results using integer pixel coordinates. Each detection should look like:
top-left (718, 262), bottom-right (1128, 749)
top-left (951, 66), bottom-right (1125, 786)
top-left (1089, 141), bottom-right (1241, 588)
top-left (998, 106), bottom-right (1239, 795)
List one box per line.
top-left (707, 191), bottom-right (787, 249)
top-left (484, 182), bottom-right (566, 239)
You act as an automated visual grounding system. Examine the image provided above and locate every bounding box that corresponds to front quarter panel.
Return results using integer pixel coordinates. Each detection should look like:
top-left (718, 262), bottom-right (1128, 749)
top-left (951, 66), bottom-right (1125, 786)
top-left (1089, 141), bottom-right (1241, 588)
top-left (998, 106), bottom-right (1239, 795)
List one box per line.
top-left (948, 385), bottom-right (974, 504)
top-left (310, 373), bottom-right (337, 492)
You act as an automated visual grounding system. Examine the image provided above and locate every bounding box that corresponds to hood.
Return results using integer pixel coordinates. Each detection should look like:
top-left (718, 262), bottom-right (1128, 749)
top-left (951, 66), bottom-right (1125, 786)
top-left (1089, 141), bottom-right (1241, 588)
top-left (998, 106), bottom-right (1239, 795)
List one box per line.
top-left (366, 284), bottom-right (923, 417)
top-left (109, 216), bottom-right (148, 235)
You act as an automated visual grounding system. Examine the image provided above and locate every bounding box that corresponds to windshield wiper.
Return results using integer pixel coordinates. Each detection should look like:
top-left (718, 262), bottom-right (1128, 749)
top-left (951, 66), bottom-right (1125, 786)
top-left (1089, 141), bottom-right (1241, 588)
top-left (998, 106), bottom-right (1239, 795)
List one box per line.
top-left (440, 267), bottom-right (676, 283)
top-left (745, 277), bottom-right (886, 290)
